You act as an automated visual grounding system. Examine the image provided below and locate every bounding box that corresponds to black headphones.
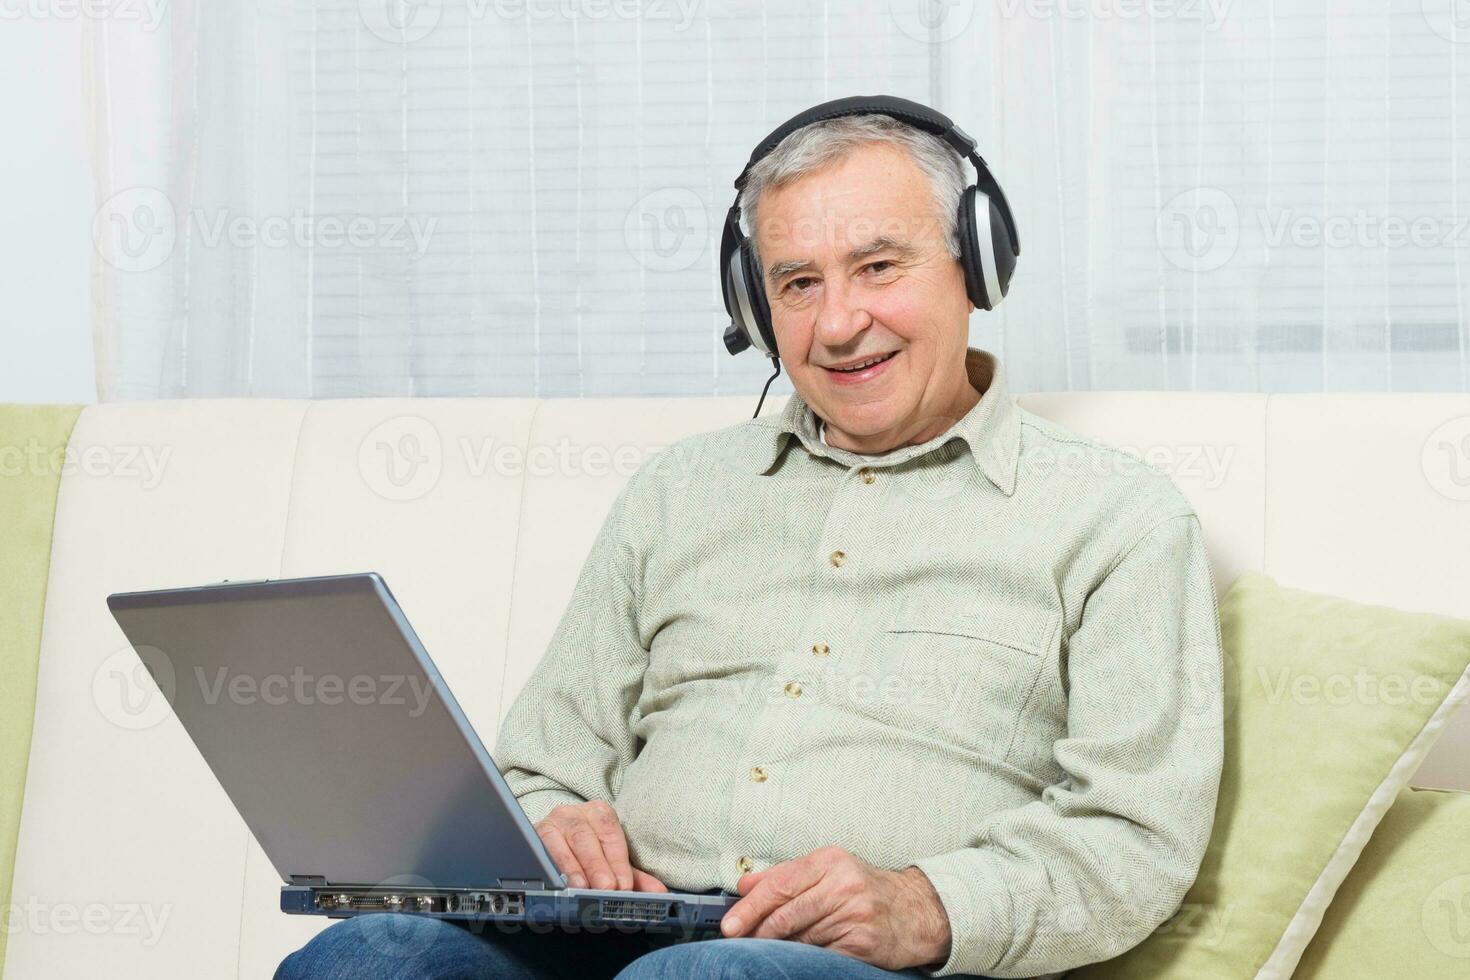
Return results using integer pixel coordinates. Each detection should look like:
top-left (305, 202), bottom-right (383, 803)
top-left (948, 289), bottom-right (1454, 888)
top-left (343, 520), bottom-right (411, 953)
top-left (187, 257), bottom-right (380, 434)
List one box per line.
top-left (719, 94), bottom-right (1020, 361)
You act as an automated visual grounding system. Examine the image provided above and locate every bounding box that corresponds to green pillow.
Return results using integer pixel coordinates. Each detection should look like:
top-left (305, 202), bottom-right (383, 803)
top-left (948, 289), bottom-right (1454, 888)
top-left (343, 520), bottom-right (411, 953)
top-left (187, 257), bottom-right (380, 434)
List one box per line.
top-left (1294, 786), bottom-right (1470, 976)
top-left (1073, 570), bottom-right (1470, 980)
top-left (0, 404), bottom-right (82, 977)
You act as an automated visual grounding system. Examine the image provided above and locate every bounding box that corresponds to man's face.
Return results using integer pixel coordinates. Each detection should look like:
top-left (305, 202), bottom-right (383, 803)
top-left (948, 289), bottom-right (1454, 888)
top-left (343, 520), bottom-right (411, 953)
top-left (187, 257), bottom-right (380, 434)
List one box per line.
top-left (755, 140), bottom-right (978, 453)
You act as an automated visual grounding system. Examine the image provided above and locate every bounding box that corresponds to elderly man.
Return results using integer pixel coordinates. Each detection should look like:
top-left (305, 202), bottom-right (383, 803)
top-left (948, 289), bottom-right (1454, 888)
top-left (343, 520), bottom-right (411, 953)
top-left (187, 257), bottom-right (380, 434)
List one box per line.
top-left (275, 97), bottom-right (1223, 980)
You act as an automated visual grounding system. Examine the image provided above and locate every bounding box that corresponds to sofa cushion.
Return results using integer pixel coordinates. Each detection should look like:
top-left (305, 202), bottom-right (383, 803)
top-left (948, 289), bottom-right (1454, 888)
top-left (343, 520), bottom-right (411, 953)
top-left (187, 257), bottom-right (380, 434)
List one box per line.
top-left (1072, 570), bottom-right (1470, 980)
top-left (1294, 786), bottom-right (1470, 976)
top-left (0, 404), bottom-right (81, 977)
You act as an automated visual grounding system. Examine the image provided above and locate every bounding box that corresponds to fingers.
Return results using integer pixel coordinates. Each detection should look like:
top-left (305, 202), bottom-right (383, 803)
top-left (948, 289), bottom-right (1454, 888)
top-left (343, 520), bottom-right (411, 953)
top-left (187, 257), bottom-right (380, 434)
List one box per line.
top-left (585, 801), bottom-right (636, 891)
top-left (752, 885), bottom-right (835, 941)
top-left (536, 823), bottom-right (587, 889)
top-left (562, 814), bottom-right (619, 890)
top-left (632, 868), bottom-right (669, 893)
top-left (722, 856), bottom-right (825, 937)
top-left (537, 801), bottom-right (639, 891)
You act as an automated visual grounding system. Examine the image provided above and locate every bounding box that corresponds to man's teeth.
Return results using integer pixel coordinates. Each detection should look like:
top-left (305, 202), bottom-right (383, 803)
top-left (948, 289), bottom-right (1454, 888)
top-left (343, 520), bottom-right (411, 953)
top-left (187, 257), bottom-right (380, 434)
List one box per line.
top-left (833, 352), bottom-right (893, 372)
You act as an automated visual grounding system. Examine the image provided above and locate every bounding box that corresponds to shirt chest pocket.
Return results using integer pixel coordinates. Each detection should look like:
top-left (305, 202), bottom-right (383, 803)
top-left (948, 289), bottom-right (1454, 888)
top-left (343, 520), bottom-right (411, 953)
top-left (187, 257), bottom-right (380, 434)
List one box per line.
top-left (863, 598), bottom-right (1060, 761)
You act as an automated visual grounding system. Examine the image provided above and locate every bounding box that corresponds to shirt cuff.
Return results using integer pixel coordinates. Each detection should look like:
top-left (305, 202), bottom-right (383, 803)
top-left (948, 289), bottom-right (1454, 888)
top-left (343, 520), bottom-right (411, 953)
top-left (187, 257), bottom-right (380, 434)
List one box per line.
top-left (912, 849), bottom-right (1015, 978)
top-left (514, 788), bottom-right (587, 827)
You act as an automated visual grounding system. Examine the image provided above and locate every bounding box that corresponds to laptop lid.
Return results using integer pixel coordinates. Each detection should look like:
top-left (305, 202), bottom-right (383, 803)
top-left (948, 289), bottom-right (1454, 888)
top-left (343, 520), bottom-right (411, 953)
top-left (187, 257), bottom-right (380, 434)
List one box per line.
top-left (106, 573), bottom-right (568, 891)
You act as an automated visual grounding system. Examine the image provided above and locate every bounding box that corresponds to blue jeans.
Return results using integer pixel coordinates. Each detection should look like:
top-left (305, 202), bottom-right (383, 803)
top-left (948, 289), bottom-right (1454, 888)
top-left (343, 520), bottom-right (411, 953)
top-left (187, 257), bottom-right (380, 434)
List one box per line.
top-left (273, 911), bottom-right (991, 979)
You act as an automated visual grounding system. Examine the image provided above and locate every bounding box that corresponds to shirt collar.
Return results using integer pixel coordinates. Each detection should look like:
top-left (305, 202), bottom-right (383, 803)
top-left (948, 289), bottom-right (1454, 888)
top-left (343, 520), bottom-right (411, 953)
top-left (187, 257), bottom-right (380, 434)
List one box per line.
top-left (748, 346), bottom-right (1022, 496)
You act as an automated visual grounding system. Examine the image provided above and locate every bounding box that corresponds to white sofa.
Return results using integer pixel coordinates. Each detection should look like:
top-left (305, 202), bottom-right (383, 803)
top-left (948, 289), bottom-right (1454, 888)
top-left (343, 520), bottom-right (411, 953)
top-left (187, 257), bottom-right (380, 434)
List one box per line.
top-left (5, 389), bottom-right (1470, 978)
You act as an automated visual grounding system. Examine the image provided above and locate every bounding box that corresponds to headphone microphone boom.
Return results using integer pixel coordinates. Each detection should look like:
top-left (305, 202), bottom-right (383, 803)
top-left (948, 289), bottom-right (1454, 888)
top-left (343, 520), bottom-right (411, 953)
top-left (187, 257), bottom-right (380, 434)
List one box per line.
top-left (718, 94), bottom-right (1021, 369)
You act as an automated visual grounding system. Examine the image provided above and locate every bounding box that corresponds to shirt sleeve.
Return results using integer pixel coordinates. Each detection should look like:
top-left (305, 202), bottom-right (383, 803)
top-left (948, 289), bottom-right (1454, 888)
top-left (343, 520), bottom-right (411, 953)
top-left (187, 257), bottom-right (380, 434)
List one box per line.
top-left (912, 512), bottom-right (1225, 978)
top-left (493, 479), bottom-right (651, 828)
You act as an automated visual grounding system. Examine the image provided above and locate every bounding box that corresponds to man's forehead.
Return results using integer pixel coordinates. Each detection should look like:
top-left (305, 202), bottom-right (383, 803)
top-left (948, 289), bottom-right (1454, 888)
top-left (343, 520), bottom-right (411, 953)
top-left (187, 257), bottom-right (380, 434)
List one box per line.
top-left (758, 208), bottom-right (941, 276)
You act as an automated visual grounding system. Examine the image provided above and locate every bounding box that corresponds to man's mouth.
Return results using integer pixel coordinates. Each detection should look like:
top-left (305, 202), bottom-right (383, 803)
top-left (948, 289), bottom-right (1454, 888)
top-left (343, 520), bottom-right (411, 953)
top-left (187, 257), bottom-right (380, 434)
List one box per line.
top-left (823, 350), bottom-right (899, 382)
top-left (826, 350), bottom-right (898, 372)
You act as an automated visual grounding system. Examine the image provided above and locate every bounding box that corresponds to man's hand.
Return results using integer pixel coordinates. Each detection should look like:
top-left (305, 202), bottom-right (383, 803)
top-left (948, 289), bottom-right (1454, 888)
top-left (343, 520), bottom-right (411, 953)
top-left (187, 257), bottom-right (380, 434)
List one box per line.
top-left (720, 845), bottom-right (952, 970)
top-left (533, 800), bottom-right (668, 892)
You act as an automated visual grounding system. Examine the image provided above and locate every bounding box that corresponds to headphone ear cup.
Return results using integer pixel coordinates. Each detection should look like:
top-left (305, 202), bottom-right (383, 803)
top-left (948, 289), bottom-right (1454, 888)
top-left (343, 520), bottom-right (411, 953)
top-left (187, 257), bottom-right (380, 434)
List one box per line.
top-left (739, 239), bottom-right (777, 356)
top-left (957, 185), bottom-right (989, 310)
top-left (957, 184), bottom-right (1014, 312)
top-left (987, 194), bottom-right (1017, 299)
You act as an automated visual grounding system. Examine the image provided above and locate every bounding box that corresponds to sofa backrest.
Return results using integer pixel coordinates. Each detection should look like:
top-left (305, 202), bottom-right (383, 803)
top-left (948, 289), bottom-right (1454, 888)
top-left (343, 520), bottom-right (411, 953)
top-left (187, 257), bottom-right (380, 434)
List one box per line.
top-left (5, 391), bottom-right (1469, 978)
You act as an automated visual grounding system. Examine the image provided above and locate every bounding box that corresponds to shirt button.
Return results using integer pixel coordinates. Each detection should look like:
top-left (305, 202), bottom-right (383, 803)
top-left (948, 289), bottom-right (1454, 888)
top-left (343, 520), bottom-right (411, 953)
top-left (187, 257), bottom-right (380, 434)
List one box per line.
top-left (828, 550), bottom-right (846, 567)
top-left (737, 856), bottom-right (755, 874)
top-left (784, 681), bottom-right (802, 698)
top-left (812, 642), bottom-right (830, 657)
top-left (859, 468), bottom-right (876, 484)
top-left (750, 765), bottom-right (768, 783)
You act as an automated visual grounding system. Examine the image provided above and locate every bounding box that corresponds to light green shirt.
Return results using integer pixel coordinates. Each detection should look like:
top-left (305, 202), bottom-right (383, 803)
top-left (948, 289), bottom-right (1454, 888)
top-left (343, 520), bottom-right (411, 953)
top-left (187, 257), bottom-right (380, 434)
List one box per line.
top-left (495, 346), bottom-right (1225, 978)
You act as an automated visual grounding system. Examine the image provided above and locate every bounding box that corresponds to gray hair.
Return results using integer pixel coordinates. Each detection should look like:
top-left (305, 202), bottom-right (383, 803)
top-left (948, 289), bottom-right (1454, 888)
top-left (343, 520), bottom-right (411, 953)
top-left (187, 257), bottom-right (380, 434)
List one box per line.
top-left (738, 113), bottom-right (968, 285)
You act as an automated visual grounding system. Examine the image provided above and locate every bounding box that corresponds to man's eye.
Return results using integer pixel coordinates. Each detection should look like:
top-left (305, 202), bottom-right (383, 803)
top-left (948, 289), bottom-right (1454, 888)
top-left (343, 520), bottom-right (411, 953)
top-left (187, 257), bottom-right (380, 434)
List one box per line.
top-left (866, 260), bottom-right (893, 275)
top-left (786, 277), bottom-right (816, 292)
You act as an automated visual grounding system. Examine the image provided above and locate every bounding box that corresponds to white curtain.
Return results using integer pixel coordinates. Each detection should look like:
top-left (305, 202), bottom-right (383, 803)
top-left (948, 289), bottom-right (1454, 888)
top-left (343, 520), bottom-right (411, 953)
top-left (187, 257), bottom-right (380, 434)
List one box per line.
top-left (90, 0), bottom-right (1470, 399)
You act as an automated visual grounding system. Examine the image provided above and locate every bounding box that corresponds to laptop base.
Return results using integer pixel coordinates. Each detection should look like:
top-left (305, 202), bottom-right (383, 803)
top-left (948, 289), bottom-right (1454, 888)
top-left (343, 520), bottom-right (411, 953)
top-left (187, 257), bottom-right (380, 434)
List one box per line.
top-left (281, 885), bottom-right (734, 935)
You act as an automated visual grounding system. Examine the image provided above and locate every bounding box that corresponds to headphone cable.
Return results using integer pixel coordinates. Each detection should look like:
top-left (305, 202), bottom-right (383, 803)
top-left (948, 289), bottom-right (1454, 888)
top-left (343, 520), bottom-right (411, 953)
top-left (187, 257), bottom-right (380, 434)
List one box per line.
top-left (752, 357), bottom-right (782, 418)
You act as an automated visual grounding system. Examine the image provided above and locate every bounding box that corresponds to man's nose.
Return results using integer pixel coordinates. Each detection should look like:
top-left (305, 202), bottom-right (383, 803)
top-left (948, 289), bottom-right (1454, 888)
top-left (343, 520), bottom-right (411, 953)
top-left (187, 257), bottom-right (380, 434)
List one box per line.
top-left (813, 278), bottom-right (874, 347)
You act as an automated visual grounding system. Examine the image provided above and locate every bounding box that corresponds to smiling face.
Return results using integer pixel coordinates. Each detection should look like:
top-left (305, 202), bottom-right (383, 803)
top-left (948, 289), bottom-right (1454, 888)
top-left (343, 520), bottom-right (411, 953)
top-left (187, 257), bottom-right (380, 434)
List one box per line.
top-left (754, 139), bottom-right (981, 455)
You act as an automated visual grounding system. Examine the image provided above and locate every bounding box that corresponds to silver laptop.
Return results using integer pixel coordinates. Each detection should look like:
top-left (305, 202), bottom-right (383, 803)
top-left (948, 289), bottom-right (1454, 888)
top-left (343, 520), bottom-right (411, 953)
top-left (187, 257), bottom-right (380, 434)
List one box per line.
top-left (106, 572), bottom-right (736, 934)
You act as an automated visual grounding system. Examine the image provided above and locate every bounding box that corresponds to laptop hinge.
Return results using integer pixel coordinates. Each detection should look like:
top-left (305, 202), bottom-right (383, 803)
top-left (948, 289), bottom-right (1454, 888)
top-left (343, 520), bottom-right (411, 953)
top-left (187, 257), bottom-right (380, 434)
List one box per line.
top-left (497, 877), bottom-right (549, 890)
top-left (289, 874), bottom-right (328, 886)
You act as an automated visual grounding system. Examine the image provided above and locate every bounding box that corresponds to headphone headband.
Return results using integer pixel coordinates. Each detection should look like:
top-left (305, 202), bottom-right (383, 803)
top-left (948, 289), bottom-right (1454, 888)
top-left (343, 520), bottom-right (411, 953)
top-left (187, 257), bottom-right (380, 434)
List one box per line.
top-left (734, 95), bottom-right (974, 190)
